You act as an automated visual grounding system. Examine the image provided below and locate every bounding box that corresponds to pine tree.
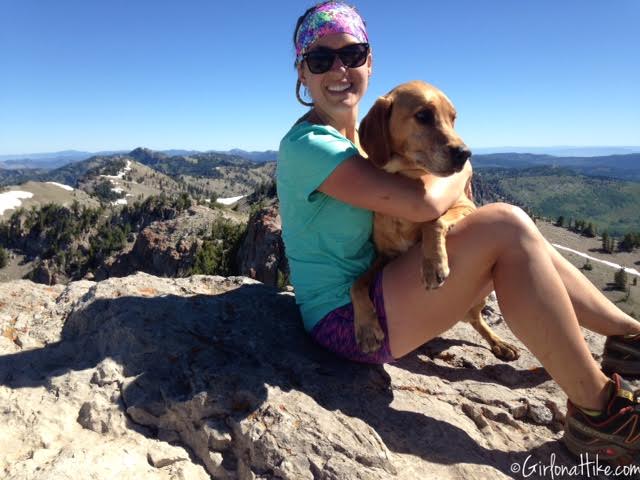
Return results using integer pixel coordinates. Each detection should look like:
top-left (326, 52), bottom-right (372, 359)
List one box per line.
top-left (584, 223), bottom-right (595, 238)
top-left (619, 233), bottom-right (638, 252)
top-left (602, 231), bottom-right (610, 252)
top-left (614, 268), bottom-right (629, 291)
top-left (602, 232), bottom-right (615, 253)
top-left (0, 246), bottom-right (7, 268)
top-left (555, 215), bottom-right (565, 227)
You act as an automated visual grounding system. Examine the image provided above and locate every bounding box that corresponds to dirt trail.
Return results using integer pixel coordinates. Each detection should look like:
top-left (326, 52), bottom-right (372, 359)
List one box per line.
top-left (552, 243), bottom-right (640, 277)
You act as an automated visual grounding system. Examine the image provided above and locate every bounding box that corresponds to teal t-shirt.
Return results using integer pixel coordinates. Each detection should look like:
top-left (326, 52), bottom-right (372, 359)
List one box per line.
top-left (277, 121), bottom-right (376, 332)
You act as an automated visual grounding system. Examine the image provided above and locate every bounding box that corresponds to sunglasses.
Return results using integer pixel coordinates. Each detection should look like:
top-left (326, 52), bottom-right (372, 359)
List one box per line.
top-left (302, 43), bottom-right (370, 74)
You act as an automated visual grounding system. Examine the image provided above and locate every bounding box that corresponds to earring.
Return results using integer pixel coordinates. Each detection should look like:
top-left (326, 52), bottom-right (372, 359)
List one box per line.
top-left (296, 79), bottom-right (314, 107)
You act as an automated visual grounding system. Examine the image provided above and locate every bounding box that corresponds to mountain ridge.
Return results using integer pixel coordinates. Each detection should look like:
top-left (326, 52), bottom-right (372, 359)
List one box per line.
top-left (3, 146), bottom-right (638, 169)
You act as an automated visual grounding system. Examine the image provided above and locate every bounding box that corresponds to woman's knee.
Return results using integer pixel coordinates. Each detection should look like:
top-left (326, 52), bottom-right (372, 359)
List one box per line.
top-left (477, 202), bottom-right (540, 245)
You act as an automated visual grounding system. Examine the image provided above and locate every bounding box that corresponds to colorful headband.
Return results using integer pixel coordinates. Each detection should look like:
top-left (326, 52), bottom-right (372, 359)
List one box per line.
top-left (295, 2), bottom-right (369, 65)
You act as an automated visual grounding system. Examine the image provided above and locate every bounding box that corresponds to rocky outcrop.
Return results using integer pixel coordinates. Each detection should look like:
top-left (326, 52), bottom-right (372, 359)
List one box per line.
top-left (98, 205), bottom-right (244, 280)
top-left (30, 258), bottom-right (68, 285)
top-left (235, 205), bottom-right (288, 287)
top-left (0, 273), bottom-right (621, 479)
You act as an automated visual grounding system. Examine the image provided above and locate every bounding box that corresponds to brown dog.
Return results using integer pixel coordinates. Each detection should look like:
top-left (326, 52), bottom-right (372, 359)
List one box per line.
top-left (351, 80), bottom-right (519, 361)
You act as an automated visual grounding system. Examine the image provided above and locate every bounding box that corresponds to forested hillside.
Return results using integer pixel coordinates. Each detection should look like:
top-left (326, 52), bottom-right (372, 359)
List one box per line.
top-left (474, 166), bottom-right (640, 235)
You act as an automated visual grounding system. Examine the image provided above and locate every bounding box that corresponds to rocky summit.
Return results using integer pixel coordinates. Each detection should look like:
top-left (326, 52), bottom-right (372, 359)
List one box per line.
top-left (0, 272), bottom-right (622, 479)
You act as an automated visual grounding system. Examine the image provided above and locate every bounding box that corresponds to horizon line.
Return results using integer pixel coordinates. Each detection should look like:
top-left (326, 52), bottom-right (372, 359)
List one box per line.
top-left (2, 145), bottom-right (640, 157)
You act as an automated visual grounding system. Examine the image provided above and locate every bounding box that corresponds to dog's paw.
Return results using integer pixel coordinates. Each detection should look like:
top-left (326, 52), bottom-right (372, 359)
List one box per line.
top-left (355, 311), bottom-right (385, 353)
top-left (421, 258), bottom-right (449, 289)
top-left (491, 341), bottom-right (520, 361)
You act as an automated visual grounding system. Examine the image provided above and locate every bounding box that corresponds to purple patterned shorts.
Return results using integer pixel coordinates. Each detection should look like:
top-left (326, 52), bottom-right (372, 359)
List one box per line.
top-left (309, 270), bottom-right (396, 364)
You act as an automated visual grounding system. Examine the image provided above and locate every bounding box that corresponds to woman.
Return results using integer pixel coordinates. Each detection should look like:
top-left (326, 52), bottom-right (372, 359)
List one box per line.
top-left (276, 0), bottom-right (640, 463)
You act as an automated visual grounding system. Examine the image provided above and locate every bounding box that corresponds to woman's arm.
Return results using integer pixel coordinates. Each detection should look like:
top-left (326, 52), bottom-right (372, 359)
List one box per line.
top-left (317, 154), bottom-right (472, 223)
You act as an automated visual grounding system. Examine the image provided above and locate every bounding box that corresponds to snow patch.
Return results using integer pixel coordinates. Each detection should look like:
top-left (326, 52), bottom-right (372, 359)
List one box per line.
top-left (98, 160), bottom-right (133, 198)
top-left (0, 190), bottom-right (34, 215)
top-left (216, 195), bottom-right (244, 205)
top-left (552, 243), bottom-right (640, 277)
top-left (102, 160), bottom-right (132, 180)
top-left (46, 182), bottom-right (74, 191)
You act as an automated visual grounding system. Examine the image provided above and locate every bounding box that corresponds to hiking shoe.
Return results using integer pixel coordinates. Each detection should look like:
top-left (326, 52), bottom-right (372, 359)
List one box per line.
top-left (602, 334), bottom-right (640, 376)
top-left (563, 373), bottom-right (640, 465)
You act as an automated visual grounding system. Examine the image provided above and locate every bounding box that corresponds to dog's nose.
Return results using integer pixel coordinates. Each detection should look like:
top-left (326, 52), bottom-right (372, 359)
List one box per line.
top-left (451, 145), bottom-right (472, 168)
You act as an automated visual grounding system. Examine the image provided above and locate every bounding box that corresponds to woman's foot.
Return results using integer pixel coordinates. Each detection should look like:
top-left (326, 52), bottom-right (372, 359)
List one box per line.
top-left (602, 334), bottom-right (640, 376)
top-left (564, 373), bottom-right (640, 465)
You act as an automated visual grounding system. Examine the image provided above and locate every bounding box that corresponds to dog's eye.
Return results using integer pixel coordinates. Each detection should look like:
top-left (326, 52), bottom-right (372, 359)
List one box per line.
top-left (415, 109), bottom-right (435, 125)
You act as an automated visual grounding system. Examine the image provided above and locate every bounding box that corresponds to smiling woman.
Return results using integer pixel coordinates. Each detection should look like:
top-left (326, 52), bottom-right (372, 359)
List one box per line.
top-left (276, 0), bottom-right (640, 469)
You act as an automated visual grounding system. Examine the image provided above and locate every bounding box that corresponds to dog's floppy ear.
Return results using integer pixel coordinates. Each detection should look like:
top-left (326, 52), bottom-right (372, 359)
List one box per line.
top-left (358, 95), bottom-right (392, 168)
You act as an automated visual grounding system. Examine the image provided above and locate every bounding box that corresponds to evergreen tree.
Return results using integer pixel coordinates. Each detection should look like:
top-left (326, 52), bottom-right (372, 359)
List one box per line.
top-left (584, 222), bottom-right (596, 238)
top-left (602, 231), bottom-right (610, 252)
top-left (0, 246), bottom-right (7, 268)
top-left (555, 215), bottom-right (565, 227)
top-left (602, 231), bottom-right (615, 253)
top-left (191, 218), bottom-right (245, 276)
top-left (619, 233), bottom-right (640, 252)
top-left (614, 268), bottom-right (629, 291)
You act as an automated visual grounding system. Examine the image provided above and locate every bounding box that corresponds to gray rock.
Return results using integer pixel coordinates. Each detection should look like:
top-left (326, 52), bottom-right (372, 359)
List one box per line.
top-left (0, 272), bottom-right (622, 479)
top-left (235, 205), bottom-right (288, 287)
top-left (31, 258), bottom-right (67, 285)
top-left (527, 403), bottom-right (554, 425)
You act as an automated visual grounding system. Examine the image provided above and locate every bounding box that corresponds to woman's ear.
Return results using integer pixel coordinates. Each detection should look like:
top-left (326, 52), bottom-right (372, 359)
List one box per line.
top-left (297, 63), bottom-right (306, 86)
top-left (296, 64), bottom-right (314, 107)
top-left (359, 95), bottom-right (392, 168)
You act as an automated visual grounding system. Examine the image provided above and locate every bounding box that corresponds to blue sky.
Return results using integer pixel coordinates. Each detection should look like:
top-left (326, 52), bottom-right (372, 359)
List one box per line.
top-left (1, 0), bottom-right (638, 154)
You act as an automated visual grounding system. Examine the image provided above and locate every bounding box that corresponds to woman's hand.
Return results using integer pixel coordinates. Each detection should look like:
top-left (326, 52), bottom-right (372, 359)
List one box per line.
top-left (420, 160), bottom-right (472, 218)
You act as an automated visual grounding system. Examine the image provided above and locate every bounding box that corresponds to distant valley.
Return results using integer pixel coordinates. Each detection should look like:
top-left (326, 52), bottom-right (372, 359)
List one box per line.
top-left (0, 147), bottom-right (638, 309)
top-left (0, 147), bottom-right (278, 287)
top-left (473, 165), bottom-right (640, 236)
top-left (473, 152), bottom-right (640, 181)
top-left (0, 147), bottom-right (275, 212)
top-left (1, 148), bottom-right (639, 236)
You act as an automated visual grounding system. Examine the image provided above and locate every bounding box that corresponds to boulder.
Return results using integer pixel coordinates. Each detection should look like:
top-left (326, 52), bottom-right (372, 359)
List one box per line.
top-left (30, 258), bottom-right (67, 285)
top-left (0, 273), bottom-right (621, 479)
top-left (235, 206), bottom-right (288, 287)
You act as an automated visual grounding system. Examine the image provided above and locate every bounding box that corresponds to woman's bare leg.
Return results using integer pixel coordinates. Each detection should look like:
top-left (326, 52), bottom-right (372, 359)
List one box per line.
top-left (471, 237), bottom-right (640, 336)
top-left (382, 202), bottom-right (610, 410)
top-left (473, 236), bottom-right (640, 336)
